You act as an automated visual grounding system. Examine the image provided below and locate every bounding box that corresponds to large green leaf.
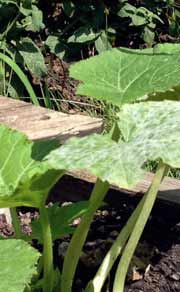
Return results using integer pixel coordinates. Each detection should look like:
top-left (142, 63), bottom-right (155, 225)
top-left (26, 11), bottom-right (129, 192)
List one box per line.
top-left (47, 100), bottom-right (180, 190)
top-left (0, 239), bottom-right (40, 292)
top-left (31, 201), bottom-right (89, 242)
top-left (46, 134), bottom-right (144, 189)
top-left (0, 125), bottom-right (61, 208)
top-left (118, 101), bottom-right (180, 168)
top-left (18, 37), bottom-right (47, 78)
top-left (70, 47), bottom-right (180, 106)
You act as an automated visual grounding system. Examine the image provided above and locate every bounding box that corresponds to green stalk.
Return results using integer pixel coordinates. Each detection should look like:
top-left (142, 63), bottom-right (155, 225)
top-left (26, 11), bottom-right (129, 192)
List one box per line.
top-left (0, 52), bottom-right (39, 105)
top-left (43, 81), bottom-right (53, 109)
top-left (61, 124), bottom-right (120, 292)
top-left (61, 179), bottom-right (109, 292)
top-left (113, 161), bottom-right (167, 292)
top-left (10, 207), bottom-right (22, 239)
top-left (85, 194), bottom-right (146, 292)
top-left (40, 206), bottom-right (53, 292)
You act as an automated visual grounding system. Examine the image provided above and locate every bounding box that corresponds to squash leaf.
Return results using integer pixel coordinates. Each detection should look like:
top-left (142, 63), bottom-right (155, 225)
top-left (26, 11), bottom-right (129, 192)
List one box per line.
top-left (0, 239), bottom-right (40, 292)
top-left (118, 101), bottom-right (180, 168)
top-left (0, 125), bottom-right (62, 208)
top-left (46, 134), bottom-right (145, 189)
top-left (47, 100), bottom-right (180, 189)
top-left (70, 47), bottom-right (180, 106)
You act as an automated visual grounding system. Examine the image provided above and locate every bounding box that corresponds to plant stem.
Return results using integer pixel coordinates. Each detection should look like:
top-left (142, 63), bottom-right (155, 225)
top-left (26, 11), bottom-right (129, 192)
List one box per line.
top-left (85, 193), bottom-right (146, 292)
top-left (61, 179), bottom-right (109, 292)
top-left (61, 123), bottom-right (120, 292)
top-left (113, 161), bottom-right (167, 292)
top-left (40, 206), bottom-right (53, 292)
top-left (10, 207), bottom-right (22, 239)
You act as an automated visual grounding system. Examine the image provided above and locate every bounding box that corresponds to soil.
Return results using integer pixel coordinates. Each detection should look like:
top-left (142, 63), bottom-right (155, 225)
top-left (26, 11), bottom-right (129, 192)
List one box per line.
top-left (40, 54), bottom-right (105, 118)
top-left (1, 175), bottom-right (180, 292)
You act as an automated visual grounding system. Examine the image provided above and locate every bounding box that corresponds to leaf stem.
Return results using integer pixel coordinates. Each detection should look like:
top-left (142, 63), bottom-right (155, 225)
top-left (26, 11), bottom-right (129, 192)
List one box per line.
top-left (61, 123), bottom-right (120, 292)
top-left (40, 206), bottom-right (53, 292)
top-left (61, 179), bottom-right (109, 292)
top-left (10, 207), bottom-right (22, 239)
top-left (85, 193), bottom-right (146, 292)
top-left (113, 161), bottom-right (167, 292)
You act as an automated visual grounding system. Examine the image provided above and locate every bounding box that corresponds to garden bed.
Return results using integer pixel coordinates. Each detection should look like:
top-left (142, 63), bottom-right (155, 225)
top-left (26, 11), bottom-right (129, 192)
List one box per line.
top-left (1, 174), bottom-right (180, 292)
top-left (51, 175), bottom-right (180, 291)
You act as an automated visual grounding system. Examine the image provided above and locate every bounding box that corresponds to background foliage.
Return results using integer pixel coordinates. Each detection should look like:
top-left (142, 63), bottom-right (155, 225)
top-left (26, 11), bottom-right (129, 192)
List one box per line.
top-left (0, 0), bottom-right (180, 100)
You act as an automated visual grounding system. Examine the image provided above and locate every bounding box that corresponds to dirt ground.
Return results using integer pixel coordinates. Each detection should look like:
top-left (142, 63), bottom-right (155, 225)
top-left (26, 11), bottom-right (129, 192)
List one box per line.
top-left (1, 175), bottom-right (180, 292)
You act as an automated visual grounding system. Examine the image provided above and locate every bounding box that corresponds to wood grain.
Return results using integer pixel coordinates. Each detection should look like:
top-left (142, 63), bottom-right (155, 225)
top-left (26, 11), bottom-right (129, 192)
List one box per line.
top-left (0, 96), bottom-right (102, 142)
top-left (68, 170), bottom-right (180, 206)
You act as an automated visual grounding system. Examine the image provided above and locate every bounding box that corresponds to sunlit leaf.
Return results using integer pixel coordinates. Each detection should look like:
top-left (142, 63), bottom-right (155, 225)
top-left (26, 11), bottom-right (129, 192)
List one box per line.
top-left (46, 134), bottom-right (145, 189)
top-left (70, 47), bottom-right (180, 106)
top-left (118, 101), bottom-right (180, 168)
top-left (0, 125), bottom-right (61, 208)
top-left (47, 100), bottom-right (180, 190)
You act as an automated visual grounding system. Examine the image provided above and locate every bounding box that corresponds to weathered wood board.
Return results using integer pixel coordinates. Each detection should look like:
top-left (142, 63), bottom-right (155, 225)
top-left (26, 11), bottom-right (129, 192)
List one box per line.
top-left (0, 96), bottom-right (103, 223)
top-left (69, 170), bottom-right (180, 206)
top-left (0, 96), bottom-right (102, 142)
top-left (133, 172), bottom-right (180, 204)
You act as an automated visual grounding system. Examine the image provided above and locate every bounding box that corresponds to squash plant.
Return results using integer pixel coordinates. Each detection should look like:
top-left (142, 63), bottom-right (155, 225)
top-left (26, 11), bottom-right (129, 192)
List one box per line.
top-left (1, 44), bottom-right (180, 292)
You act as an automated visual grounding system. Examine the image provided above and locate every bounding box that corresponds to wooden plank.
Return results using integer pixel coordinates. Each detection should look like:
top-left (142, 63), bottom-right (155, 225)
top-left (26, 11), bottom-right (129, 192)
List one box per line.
top-left (69, 170), bottom-right (180, 205)
top-left (0, 96), bottom-right (103, 224)
top-left (0, 96), bottom-right (102, 142)
top-left (132, 172), bottom-right (180, 204)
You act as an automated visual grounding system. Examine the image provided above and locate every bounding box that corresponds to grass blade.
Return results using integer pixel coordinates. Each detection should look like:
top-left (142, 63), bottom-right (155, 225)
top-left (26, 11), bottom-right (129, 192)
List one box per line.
top-left (0, 52), bottom-right (39, 105)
